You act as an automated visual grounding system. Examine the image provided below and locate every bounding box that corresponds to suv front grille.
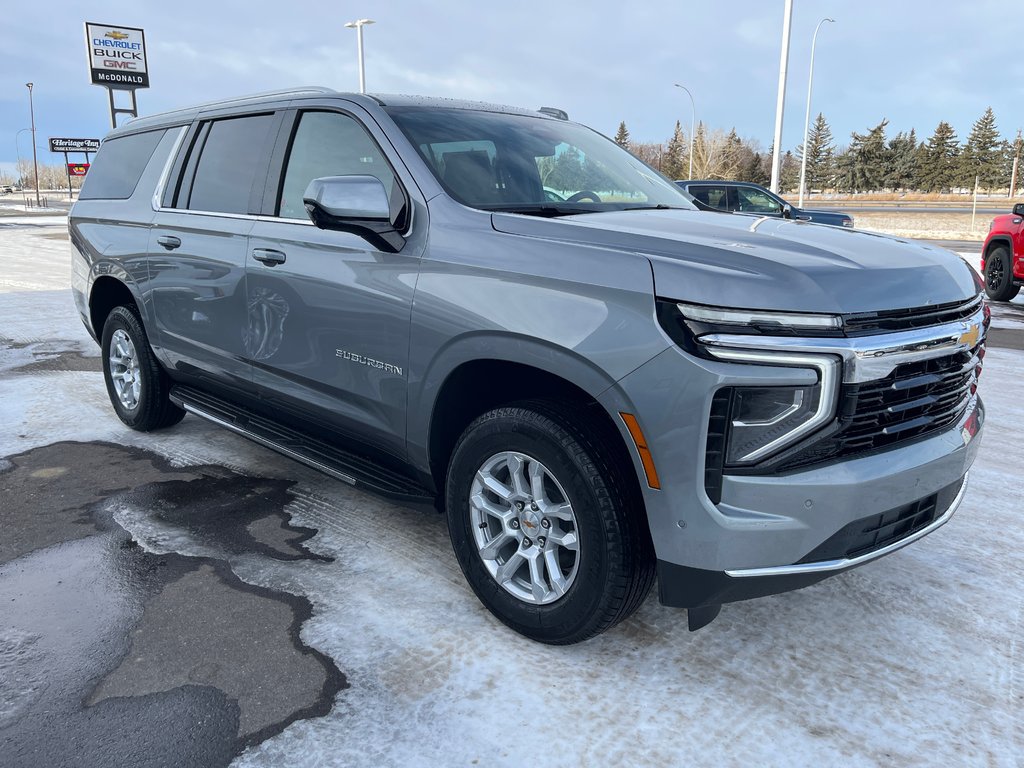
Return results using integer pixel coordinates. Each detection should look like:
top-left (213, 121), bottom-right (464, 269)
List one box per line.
top-left (773, 341), bottom-right (982, 471)
top-left (842, 295), bottom-right (983, 335)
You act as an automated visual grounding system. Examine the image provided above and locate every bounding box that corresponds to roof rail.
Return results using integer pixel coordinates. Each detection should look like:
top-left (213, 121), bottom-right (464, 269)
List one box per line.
top-left (125, 86), bottom-right (339, 124)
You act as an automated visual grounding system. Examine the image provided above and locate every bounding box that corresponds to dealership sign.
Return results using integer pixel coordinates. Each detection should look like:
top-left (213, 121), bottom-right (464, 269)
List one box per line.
top-left (49, 138), bottom-right (101, 153)
top-left (84, 22), bottom-right (149, 89)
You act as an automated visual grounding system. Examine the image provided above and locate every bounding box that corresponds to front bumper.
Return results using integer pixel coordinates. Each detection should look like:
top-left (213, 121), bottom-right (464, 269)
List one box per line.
top-left (656, 473), bottom-right (969, 610)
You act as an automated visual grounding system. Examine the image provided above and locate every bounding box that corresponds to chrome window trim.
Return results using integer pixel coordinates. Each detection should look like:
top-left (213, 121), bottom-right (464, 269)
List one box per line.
top-left (725, 474), bottom-right (969, 578)
top-left (702, 305), bottom-right (986, 384)
top-left (150, 126), bottom-right (188, 212)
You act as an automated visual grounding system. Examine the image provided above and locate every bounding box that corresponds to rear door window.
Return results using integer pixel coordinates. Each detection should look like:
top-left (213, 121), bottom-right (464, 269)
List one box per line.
top-left (187, 114), bottom-right (275, 214)
top-left (278, 111), bottom-right (397, 220)
top-left (79, 129), bottom-right (166, 200)
top-left (690, 185), bottom-right (729, 211)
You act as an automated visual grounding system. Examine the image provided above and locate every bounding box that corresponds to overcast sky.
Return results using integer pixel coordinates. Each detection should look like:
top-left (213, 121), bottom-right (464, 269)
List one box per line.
top-left (3, 0), bottom-right (1023, 174)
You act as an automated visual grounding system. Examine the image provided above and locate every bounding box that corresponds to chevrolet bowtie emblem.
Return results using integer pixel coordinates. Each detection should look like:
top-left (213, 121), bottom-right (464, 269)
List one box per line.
top-left (957, 323), bottom-right (981, 349)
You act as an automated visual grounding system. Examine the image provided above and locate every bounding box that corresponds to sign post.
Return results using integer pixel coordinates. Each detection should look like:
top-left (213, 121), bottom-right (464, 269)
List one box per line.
top-left (49, 138), bottom-right (100, 199)
top-left (84, 22), bottom-right (149, 129)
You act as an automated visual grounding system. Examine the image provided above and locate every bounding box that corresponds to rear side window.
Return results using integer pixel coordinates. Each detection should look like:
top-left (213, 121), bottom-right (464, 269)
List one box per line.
top-left (188, 114), bottom-right (275, 214)
top-left (689, 185), bottom-right (729, 210)
top-left (79, 129), bottom-right (165, 200)
top-left (278, 111), bottom-right (397, 220)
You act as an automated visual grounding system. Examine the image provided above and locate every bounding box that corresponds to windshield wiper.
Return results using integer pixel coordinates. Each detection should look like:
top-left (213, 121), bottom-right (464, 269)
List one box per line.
top-left (620, 204), bottom-right (686, 211)
top-left (485, 204), bottom-right (602, 218)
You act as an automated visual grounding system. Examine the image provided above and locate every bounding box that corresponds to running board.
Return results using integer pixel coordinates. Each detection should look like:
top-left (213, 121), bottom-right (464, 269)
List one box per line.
top-left (170, 385), bottom-right (435, 505)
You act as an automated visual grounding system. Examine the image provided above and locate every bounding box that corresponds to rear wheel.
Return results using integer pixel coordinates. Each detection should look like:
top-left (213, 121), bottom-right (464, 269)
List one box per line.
top-left (445, 401), bottom-right (655, 644)
top-left (101, 305), bottom-right (185, 431)
top-left (984, 246), bottom-right (1020, 302)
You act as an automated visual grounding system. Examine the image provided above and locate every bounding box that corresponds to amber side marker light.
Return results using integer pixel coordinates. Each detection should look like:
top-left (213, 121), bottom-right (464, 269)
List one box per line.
top-left (619, 412), bottom-right (661, 489)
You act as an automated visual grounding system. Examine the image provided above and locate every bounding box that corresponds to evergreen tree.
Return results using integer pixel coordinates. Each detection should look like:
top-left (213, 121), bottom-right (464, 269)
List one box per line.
top-left (614, 121), bottom-right (630, 149)
top-left (886, 129), bottom-right (919, 191)
top-left (779, 151), bottom-right (800, 193)
top-left (918, 121), bottom-right (960, 192)
top-left (959, 108), bottom-right (1003, 190)
top-left (663, 121), bottom-right (687, 179)
top-left (838, 120), bottom-right (890, 192)
top-left (799, 113), bottom-right (836, 192)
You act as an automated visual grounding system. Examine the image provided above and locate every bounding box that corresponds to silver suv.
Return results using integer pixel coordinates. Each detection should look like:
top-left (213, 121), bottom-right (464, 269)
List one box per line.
top-left (71, 89), bottom-right (986, 643)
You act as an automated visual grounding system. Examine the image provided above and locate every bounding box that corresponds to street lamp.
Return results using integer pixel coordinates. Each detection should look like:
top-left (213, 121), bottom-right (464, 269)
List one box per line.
top-left (26, 82), bottom-right (41, 206)
top-left (344, 19), bottom-right (375, 94)
top-left (769, 0), bottom-right (794, 193)
top-left (798, 18), bottom-right (835, 207)
top-left (673, 84), bottom-right (696, 180)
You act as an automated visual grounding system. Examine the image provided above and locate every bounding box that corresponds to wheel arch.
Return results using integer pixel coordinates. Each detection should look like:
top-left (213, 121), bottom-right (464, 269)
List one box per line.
top-left (89, 275), bottom-right (142, 338)
top-left (982, 235), bottom-right (1013, 265)
top-left (414, 339), bottom-right (643, 506)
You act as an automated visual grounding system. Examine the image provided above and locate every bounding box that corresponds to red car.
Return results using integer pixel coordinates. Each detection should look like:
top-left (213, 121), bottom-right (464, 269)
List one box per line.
top-left (981, 203), bottom-right (1024, 301)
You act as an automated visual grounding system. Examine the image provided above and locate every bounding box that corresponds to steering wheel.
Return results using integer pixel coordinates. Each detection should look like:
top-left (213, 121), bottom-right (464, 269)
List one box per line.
top-left (565, 190), bottom-right (602, 203)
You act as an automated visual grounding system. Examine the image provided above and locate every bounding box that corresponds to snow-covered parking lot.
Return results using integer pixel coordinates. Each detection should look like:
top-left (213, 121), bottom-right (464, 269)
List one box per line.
top-left (1, 218), bottom-right (1021, 767)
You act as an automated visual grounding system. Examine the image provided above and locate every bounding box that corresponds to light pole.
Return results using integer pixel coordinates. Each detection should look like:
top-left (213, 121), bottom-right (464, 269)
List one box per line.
top-left (26, 83), bottom-right (41, 206)
top-left (344, 19), bottom-right (375, 93)
top-left (673, 84), bottom-right (696, 180)
top-left (798, 18), bottom-right (835, 207)
top-left (769, 0), bottom-right (794, 193)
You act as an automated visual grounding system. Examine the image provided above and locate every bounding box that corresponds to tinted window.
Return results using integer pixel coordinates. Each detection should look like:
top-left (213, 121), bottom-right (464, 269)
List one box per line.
top-left (278, 111), bottom-right (396, 220)
top-left (188, 114), bottom-right (274, 214)
top-left (736, 186), bottom-right (782, 214)
top-left (79, 129), bottom-right (165, 200)
top-left (690, 185), bottom-right (729, 210)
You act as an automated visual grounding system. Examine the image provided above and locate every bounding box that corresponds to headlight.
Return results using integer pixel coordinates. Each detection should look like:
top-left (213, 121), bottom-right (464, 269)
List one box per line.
top-left (707, 348), bottom-right (840, 465)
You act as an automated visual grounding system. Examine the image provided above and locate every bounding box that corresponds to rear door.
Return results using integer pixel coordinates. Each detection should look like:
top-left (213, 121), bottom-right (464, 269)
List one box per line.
top-left (245, 103), bottom-right (425, 457)
top-left (148, 110), bottom-right (282, 396)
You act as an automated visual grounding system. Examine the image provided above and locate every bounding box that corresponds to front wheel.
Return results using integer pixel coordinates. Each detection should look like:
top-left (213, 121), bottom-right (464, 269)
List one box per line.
top-left (984, 246), bottom-right (1020, 302)
top-left (445, 401), bottom-right (655, 644)
top-left (101, 305), bottom-right (185, 431)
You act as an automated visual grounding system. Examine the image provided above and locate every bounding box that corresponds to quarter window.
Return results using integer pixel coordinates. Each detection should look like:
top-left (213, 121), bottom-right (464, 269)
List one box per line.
top-left (278, 111), bottom-right (397, 220)
top-left (79, 129), bottom-right (166, 200)
top-left (187, 114), bottom-right (275, 214)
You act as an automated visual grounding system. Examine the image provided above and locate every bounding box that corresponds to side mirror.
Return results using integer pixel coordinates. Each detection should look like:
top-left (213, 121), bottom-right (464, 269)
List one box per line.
top-left (303, 176), bottom-right (405, 252)
top-left (1013, 203), bottom-right (1024, 217)
top-left (782, 203), bottom-right (793, 219)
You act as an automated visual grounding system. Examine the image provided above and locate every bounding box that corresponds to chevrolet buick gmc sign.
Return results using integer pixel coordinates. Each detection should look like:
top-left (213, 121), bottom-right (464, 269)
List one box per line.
top-left (85, 23), bottom-right (149, 89)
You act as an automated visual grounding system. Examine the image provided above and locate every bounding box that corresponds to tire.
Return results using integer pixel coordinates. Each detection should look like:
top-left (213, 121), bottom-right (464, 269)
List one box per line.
top-left (984, 246), bottom-right (1020, 302)
top-left (445, 400), bottom-right (655, 644)
top-left (100, 305), bottom-right (185, 431)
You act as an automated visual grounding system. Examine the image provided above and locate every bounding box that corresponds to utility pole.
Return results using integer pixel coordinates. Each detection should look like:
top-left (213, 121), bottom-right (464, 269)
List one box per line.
top-left (770, 0), bottom-right (794, 193)
top-left (26, 82), bottom-right (41, 207)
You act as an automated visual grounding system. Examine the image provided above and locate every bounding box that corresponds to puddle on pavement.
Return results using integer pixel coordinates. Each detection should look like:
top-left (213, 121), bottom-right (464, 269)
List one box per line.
top-left (0, 441), bottom-right (346, 767)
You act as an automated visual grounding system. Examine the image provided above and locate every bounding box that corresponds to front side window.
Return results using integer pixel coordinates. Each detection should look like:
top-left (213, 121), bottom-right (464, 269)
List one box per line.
top-left (386, 107), bottom-right (695, 216)
top-left (736, 186), bottom-right (783, 215)
top-left (278, 111), bottom-right (397, 220)
top-left (188, 114), bottom-right (275, 214)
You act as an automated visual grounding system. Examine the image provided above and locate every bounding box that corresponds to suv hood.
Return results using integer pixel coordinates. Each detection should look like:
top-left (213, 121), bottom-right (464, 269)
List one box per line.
top-left (491, 209), bottom-right (977, 313)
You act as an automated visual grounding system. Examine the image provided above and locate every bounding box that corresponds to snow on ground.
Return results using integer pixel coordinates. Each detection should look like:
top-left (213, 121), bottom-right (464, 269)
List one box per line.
top-left (1, 225), bottom-right (1021, 767)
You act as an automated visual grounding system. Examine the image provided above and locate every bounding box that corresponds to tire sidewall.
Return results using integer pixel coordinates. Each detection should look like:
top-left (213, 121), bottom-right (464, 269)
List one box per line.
top-left (100, 306), bottom-right (153, 429)
top-left (446, 410), bottom-right (617, 640)
top-left (985, 247), bottom-right (1018, 301)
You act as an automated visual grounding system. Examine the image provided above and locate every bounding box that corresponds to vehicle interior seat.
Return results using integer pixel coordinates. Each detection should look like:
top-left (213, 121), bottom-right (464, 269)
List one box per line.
top-left (442, 150), bottom-right (501, 204)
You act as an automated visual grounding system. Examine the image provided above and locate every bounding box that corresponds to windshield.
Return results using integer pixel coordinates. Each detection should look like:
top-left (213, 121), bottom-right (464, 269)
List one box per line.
top-left (385, 106), bottom-right (696, 216)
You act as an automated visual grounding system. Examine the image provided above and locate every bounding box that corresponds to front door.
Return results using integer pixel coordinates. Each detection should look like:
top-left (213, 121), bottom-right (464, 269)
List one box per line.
top-left (246, 108), bottom-right (423, 457)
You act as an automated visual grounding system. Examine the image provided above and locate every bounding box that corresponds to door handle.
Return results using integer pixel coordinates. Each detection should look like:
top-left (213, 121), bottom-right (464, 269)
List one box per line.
top-left (156, 235), bottom-right (181, 250)
top-left (252, 248), bottom-right (287, 266)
